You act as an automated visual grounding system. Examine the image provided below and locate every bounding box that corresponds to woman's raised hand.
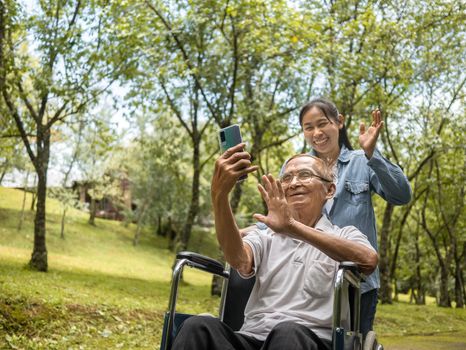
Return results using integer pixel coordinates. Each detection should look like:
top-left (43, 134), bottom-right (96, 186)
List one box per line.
top-left (359, 109), bottom-right (384, 159)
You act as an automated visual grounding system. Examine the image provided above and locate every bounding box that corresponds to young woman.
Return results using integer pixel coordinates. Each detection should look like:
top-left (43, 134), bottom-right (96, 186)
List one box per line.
top-left (298, 97), bottom-right (411, 336)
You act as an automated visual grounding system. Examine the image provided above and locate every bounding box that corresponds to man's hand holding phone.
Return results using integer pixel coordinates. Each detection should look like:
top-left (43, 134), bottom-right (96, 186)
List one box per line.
top-left (211, 142), bottom-right (258, 201)
top-left (219, 124), bottom-right (252, 182)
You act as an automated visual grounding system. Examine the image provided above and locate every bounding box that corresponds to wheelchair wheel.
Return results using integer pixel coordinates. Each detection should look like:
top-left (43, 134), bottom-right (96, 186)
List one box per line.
top-left (363, 331), bottom-right (378, 350)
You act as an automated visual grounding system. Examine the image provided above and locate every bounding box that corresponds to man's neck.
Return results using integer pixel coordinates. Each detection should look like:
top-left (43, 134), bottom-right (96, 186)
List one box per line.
top-left (293, 209), bottom-right (322, 228)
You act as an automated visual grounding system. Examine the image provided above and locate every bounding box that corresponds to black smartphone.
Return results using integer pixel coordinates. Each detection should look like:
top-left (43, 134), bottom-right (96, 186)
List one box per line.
top-left (219, 124), bottom-right (247, 181)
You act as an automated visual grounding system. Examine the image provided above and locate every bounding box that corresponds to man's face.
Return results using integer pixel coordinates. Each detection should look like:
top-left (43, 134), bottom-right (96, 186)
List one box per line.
top-left (280, 157), bottom-right (333, 211)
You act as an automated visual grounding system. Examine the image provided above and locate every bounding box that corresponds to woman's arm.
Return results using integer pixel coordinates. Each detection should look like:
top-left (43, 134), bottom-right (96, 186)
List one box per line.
top-left (359, 109), bottom-right (412, 204)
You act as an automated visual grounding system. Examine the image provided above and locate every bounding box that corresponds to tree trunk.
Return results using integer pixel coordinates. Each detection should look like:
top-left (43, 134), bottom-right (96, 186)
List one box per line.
top-left (452, 238), bottom-right (464, 308)
top-left (393, 276), bottom-right (398, 302)
top-left (390, 200), bottom-right (416, 286)
top-left (30, 191), bottom-right (37, 211)
top-left (133, 202), bottom-right (147, 246)
top-left (438, 263), bottom-right (451, 307)
top-left (60, 207), bottom-right (67, 239)
top-left (379, 202), bottom-right (394, 304)
top-left (414, 229), bottom-right (425, 305)
top-left (167, 217), bottom-right (177, 251)
top-left (29, 158), bottom-right (48, 272)
top-left (0, 166), bottom-right (7, 184)
top-left (157, 214), bottom-right (164, 236)
top-left (211, 252), bottom-right (225, 296)
top-left (17, 172), bottom-right (29, 231)
top-left (133, 223), bottom-right (143, 246)
top-left (89, 196), bottom-right (96, 226)
top-left (461, 241), bottom-right (466, 307)
top-left (30, 175), bottom-right (38, 211)
top-left (454, 260), bottom-right (464, 308)
top-left (179, 143), bottom-right (200, 252)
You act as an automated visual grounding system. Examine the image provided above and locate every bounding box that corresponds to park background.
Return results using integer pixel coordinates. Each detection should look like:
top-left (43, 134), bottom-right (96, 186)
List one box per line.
top-left (0, 0), bottom-right (465, 349)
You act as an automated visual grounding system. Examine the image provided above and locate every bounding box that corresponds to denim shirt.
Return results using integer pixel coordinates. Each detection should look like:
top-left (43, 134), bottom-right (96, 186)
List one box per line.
top-left (259, 146), bottom-right (412, 293)
top-left (315, 146), bottom-right (412, 293)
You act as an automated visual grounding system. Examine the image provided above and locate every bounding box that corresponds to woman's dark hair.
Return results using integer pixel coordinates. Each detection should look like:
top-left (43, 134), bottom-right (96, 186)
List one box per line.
top-left (298, 98), bottom-right (353, 151)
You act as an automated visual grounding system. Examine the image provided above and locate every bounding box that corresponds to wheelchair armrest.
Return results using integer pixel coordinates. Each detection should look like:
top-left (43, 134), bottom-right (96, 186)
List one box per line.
top-left (339, 261), bottom-right (366, 282)
top-left (177, 251), bottom-right (228, 278)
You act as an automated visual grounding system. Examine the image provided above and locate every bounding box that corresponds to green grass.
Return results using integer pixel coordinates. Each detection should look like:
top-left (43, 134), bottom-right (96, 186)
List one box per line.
top-left (0, 187), bottom-right (220, 349)
top-left (0, 187), bottom-right (465, 349)
top-left (376, 302), bottom-right (466, 348)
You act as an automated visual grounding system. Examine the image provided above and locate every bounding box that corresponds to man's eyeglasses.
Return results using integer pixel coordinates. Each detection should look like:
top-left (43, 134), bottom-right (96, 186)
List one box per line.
top-left (280, 169), bottom-right (332, 185)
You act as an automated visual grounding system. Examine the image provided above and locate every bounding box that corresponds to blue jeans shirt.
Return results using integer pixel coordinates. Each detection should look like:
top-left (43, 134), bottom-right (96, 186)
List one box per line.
top-left (321, 146), bottom-right (411, 293)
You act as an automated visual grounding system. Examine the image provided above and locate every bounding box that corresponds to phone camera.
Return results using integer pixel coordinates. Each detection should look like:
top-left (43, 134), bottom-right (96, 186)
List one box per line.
top-left (220, 131), bottom-right (225, 142)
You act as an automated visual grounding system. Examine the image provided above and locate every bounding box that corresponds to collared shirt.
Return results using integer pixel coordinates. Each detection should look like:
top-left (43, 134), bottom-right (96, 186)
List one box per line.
top-left (238, 215), bottom-right (374, 341)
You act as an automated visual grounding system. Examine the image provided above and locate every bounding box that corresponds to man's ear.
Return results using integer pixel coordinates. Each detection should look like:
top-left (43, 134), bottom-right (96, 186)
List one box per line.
top-left (326, 183), bottom-right (336, 199)
top-left (338, 114), bottom-right (345, 130)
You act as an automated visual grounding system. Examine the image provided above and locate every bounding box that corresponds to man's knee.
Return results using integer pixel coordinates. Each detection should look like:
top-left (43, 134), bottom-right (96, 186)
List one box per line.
top-left (173, 316), bottom-right (222, 349)
top-left (264, 322), bottom-right (326, 350)
top-left (179, 315), bottom-right (219, 333)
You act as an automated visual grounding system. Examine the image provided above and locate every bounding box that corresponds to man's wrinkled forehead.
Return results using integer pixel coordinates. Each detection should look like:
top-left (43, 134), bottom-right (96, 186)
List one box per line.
top-left (284, 156), bottom-right (324, 175)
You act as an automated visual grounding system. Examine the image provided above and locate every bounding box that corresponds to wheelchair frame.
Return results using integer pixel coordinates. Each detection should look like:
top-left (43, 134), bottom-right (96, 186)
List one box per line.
top-left (160, 251), bottom-right (382, 350)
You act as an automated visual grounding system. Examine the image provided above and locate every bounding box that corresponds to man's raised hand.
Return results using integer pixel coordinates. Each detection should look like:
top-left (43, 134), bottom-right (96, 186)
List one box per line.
top-left (253, 174), bottom-right (294, 234)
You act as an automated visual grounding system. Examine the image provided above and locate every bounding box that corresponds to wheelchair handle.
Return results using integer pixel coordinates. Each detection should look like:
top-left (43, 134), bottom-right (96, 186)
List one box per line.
top-left (176, 251), bottom-right (229, 277)
top-left (338, 261), bottom-right (366, 282)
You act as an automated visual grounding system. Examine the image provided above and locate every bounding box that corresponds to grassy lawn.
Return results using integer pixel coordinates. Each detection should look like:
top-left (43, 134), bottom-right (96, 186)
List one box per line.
top-left (376, 301), bottom-right (466, 348)
top-left (0, 187), bottom-right (465, 349)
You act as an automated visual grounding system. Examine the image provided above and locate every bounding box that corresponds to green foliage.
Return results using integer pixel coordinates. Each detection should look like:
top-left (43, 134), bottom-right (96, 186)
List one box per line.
top-left (121, 113), bottom-right (194, 232)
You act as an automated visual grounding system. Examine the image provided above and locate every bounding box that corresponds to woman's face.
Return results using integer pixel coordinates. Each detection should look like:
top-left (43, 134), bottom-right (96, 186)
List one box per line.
top-left (301, 106), bottom-right (342, 157)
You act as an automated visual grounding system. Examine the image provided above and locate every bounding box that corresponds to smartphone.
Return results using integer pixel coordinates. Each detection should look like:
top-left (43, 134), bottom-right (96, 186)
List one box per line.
top-left (219, 124), bottom-right (247, 181)
top-left (219, 124), bottom-right (243, 152)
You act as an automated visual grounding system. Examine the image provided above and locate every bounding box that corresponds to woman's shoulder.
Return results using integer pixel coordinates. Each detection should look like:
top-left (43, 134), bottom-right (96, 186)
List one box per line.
top-left (340, 147), bottom-right (367, 162)
top-left (339, 148), bottom-right (371, 179)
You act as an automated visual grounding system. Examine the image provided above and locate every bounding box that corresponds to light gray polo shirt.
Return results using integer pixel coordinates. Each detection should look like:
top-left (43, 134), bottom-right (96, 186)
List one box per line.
top-left (238, 215), bottom-right (374, 341)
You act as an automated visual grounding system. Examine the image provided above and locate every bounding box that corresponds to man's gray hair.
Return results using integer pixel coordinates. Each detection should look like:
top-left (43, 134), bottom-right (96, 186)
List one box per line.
top-left (281, 154), bottom-right (334, 183)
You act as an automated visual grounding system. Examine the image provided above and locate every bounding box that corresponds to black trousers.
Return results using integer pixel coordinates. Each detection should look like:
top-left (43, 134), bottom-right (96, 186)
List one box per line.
top-left (171, 315), bottom-right (332, 350)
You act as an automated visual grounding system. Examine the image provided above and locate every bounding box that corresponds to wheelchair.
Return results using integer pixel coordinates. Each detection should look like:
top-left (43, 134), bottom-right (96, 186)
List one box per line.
top-left (160, 251), bottom-right (383, 350)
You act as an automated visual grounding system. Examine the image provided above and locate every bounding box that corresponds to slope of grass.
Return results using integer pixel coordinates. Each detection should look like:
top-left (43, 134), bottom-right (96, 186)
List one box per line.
top-left (0, 187), bottom-right (465, 349)
top-left (0, 187), bottom-right (220, 349)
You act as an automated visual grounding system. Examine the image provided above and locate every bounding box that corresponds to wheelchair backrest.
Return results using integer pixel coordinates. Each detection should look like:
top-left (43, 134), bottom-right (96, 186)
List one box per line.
top-left (221, 268), bottom-right (255, 331)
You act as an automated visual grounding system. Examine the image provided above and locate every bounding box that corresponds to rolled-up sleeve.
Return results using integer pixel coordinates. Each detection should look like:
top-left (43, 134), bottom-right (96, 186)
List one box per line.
top-left (368, 148), bottom-right (412, 205)
top-left (240, 230), bottom-right (266, 279)
top-left (340, 225), bottom-right (375, 251)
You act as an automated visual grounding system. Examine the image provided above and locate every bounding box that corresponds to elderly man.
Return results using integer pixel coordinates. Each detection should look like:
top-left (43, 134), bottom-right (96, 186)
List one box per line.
top-left (172, 143), bottom-right (378, 350)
